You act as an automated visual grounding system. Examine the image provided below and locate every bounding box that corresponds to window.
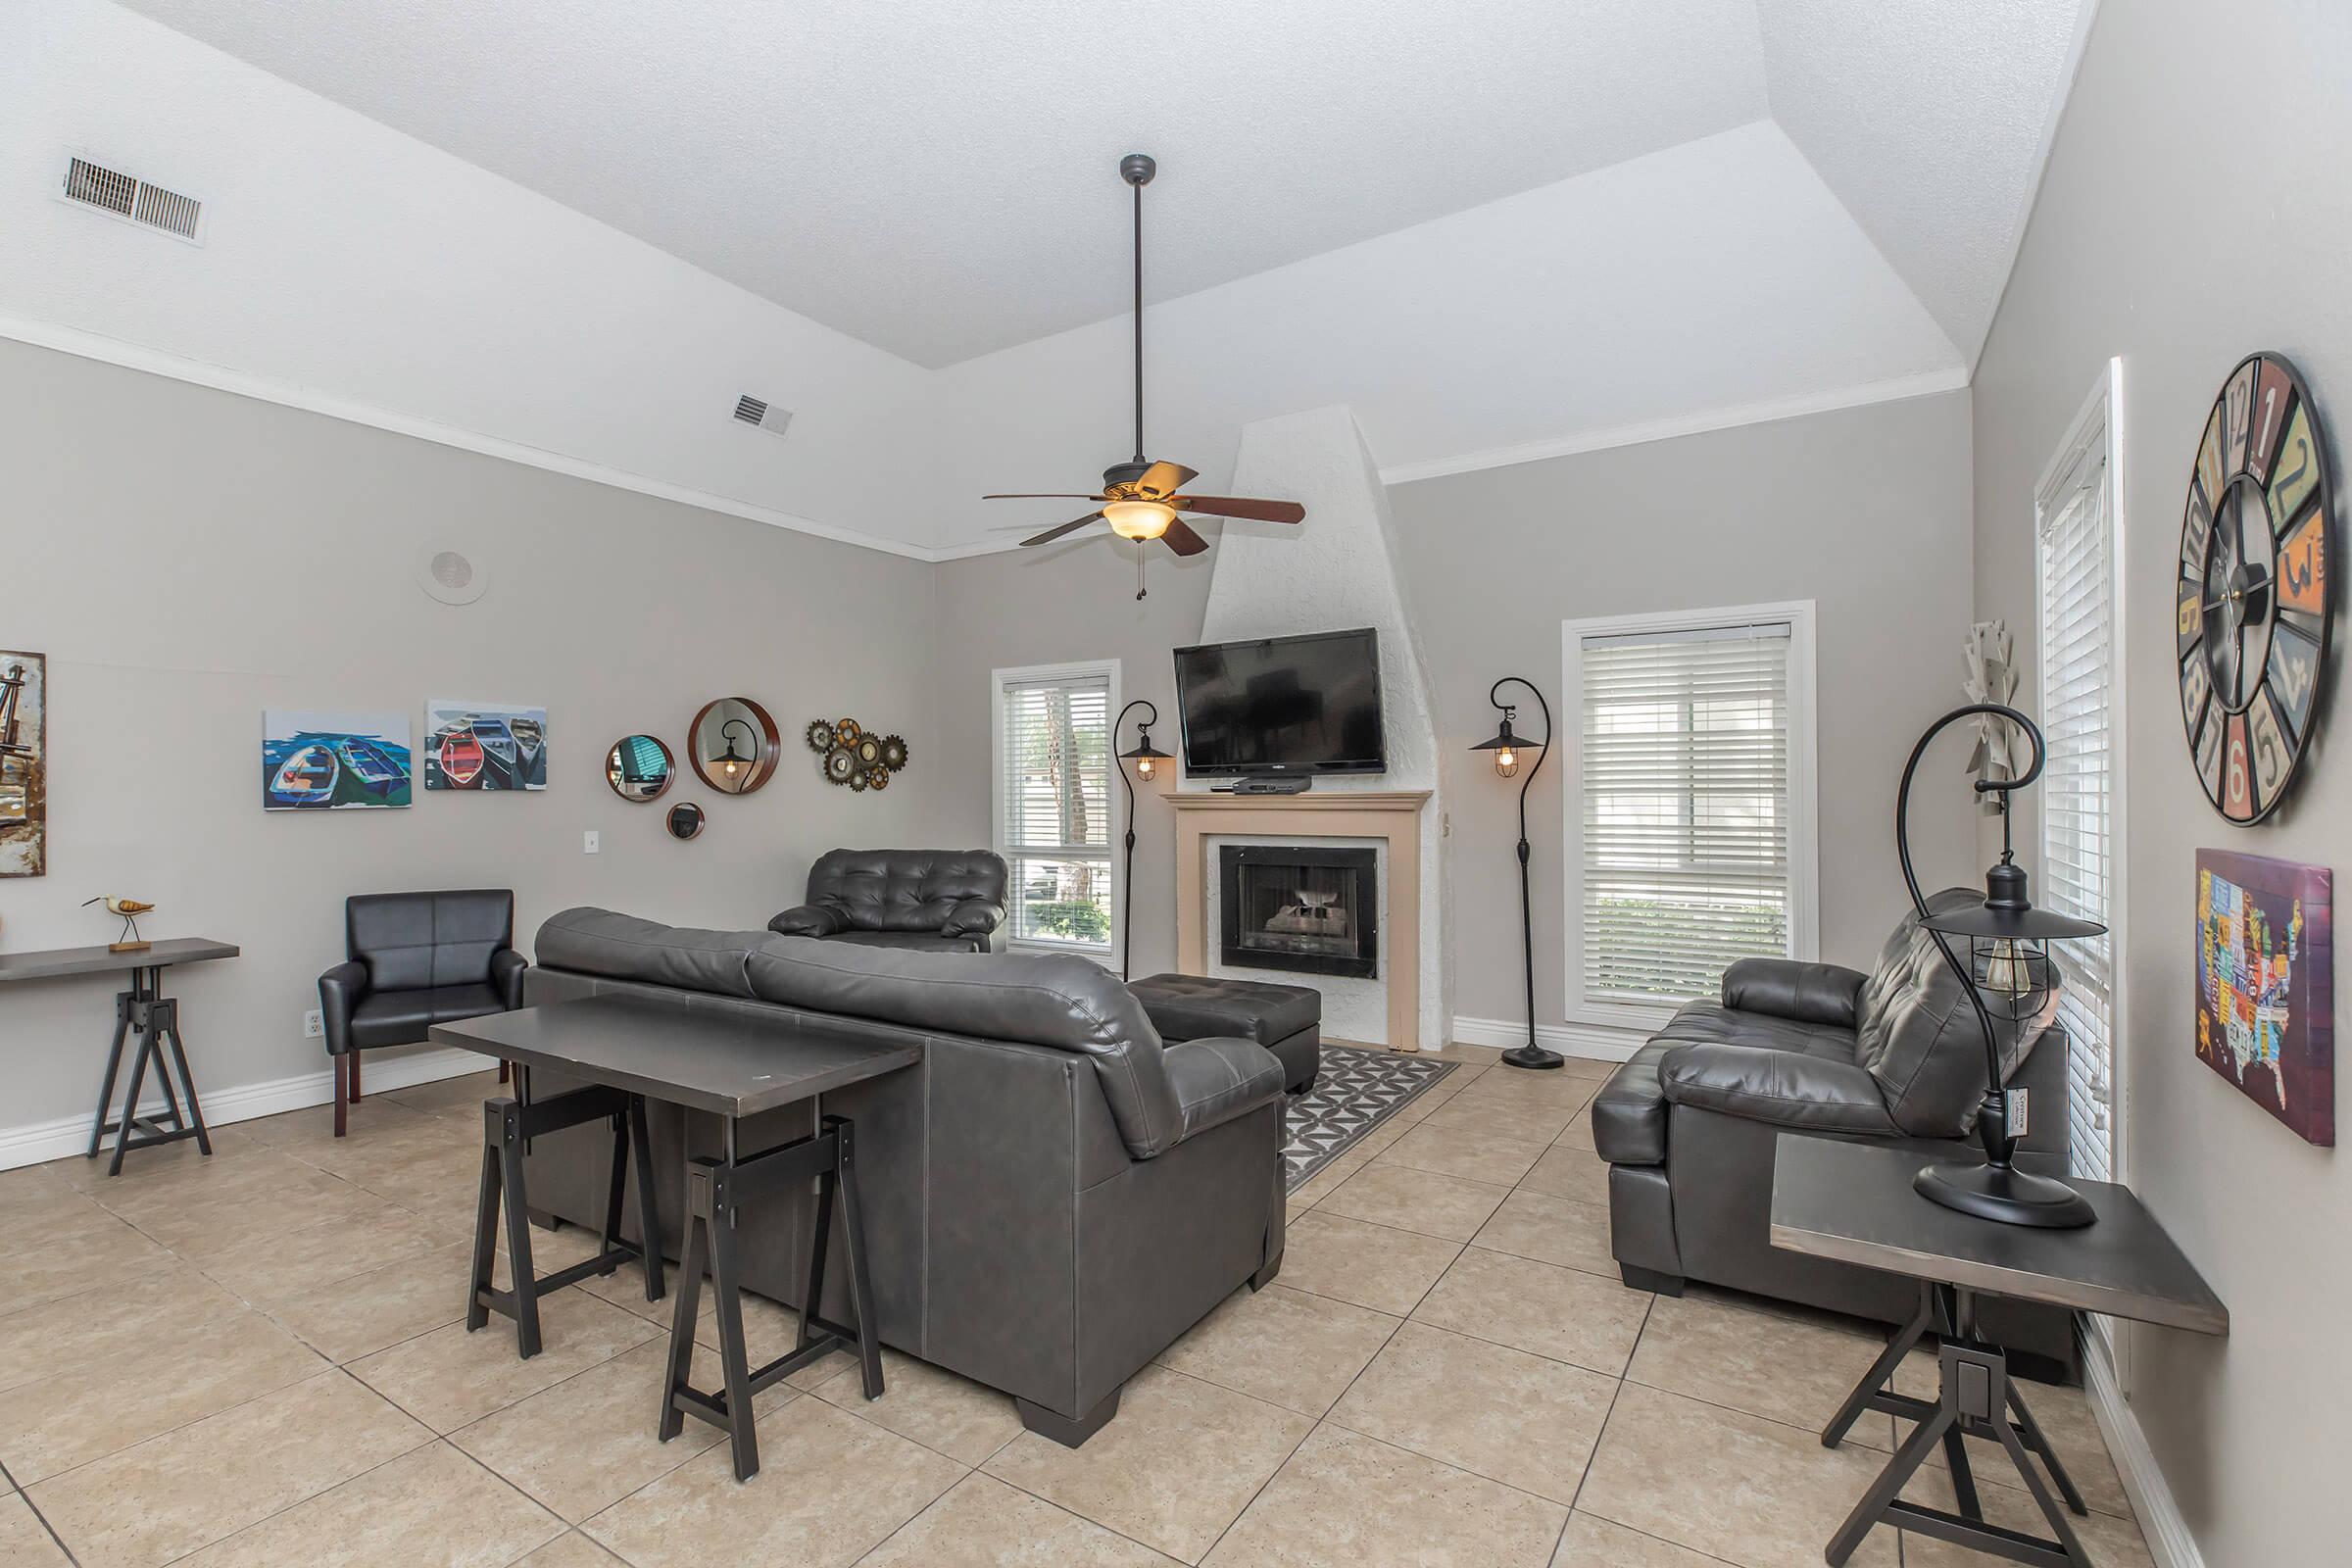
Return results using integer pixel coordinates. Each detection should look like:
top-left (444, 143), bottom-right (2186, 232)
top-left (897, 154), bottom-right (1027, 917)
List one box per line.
top-left (2035, 363), bottom-right (2127, 1184)
top-left (1563, 603), bottom-right (1817, 1026)
top-left (994, 661), bottom-right (1120, 957)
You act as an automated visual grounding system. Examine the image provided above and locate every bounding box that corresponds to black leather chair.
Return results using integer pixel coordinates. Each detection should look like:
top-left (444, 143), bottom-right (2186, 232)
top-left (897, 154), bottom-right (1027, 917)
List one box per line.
top-left (318, 890), bottom-right (527, 1136)
top-left (769, 849), bottom-right (1008, 953)
top-left (1593, 889), bottom-right (2080, 1378)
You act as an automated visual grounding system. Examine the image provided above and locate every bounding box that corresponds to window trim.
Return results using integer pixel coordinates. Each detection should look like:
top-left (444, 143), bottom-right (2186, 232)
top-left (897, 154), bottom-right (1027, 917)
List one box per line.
top-left (2031, 358), bottom-right (2130, 1187)
top-left (991, 658), bottom-right (1122, 969)
top-left (1559, 600), bottom-right (1819, 1032)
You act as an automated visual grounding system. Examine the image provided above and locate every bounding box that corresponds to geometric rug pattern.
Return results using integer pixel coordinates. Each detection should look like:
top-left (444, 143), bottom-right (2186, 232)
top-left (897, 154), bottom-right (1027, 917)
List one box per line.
top-left (1283, 1043), bottom-right (1458, 1191)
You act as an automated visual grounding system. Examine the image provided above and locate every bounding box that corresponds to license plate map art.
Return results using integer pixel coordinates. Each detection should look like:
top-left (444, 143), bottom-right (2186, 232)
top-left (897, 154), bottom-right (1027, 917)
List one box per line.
top-left (2195, 850), bottom-right (2334, 1146)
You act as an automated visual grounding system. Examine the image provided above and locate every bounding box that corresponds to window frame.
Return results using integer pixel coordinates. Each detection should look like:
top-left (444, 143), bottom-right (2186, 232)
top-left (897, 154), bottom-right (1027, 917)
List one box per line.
top-left (1559, 600), bottom-right (1820, 1033)
top-left (991, 658), bottom-right (1123, 968)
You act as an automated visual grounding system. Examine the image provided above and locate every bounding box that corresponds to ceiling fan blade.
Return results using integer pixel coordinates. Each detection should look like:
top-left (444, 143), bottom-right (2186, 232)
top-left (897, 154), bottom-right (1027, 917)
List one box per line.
top-left (1173, 495), bottom-right (1305, 524)
top-left (984, 493), bottom-right (1108, 501)
top-left (1021, 513), bottom-right (1103, 548)
top-left (1160, 517), bottom-right (1208, 557)
top-left (1133, 461), bottom-right (1199, 499)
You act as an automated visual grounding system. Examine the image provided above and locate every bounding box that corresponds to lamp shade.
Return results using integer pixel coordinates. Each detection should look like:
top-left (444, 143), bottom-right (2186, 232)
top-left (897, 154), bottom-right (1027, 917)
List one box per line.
top-left (1917, 858), bottom-right (2106, 942)
top-left (1468, 715), bottom-right (1527, 754)
top-left (1118, 735), bottom-right (1172, 762)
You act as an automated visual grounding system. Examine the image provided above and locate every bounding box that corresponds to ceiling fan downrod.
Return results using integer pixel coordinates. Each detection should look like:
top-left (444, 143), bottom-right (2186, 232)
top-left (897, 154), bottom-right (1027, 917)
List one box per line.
top-left (1120, 153), bottom-right (1154, 465)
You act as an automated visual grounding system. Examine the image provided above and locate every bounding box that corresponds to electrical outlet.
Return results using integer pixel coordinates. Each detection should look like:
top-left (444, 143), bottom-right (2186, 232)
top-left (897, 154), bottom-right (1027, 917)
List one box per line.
top-left (303, 1008), bottom-right (323, 1039)
top-left (583, 830), bottom-right (600, 855)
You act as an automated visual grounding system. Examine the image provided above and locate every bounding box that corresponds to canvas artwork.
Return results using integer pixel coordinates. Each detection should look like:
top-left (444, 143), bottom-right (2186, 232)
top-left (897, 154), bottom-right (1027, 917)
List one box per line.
top-left (2196, 849), bottom-right (2334, 1146)
top-left (0, 652), bottom-right (46, 876)
top-left (424, 700), bottom-right (547, 790)
top-left (263, 710), bottom-right (414, 809)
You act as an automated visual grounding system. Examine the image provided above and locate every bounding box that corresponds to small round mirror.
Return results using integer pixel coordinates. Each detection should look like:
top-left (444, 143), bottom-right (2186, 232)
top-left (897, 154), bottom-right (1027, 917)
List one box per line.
top-left (689, 698), bottom-right (781, 795)
top-left (605, 735), bottom-right (674, 802)
top-left (666, 802), bottom-right (706, 840)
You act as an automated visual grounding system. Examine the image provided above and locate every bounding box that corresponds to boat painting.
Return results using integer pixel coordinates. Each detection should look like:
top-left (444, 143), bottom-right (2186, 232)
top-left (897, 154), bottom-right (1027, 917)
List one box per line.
top-left (425, 700), bottom-right (547, 790)
top-left (263, 711), bottom-right (412, 810)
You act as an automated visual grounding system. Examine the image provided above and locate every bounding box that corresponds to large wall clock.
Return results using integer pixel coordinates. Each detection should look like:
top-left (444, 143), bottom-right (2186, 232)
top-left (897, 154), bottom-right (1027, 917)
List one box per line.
top-left (2178, 353), bottom-right (2333, 823)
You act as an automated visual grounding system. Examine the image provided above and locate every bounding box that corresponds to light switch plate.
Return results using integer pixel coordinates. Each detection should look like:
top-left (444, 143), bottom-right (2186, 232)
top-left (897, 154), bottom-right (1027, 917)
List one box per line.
top-left (583, 830), bottom-right (601, 855)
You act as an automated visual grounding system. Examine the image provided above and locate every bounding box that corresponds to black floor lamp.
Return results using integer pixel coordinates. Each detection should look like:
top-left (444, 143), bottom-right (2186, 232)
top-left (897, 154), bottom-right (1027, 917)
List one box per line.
top-left (1471, 678), bottom-right (1562, 1070)
top-left (1113, 700), bottom-right (1171, 981)
top-left (1895, 703), bottom-right (2106, 1227)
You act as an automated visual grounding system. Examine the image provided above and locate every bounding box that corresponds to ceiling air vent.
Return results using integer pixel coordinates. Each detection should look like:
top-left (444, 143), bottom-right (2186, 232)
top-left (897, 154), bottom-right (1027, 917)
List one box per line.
top-left (733, 394), bottom-right (791, 438)
top-left (59, 155), bottom-right (207, 244)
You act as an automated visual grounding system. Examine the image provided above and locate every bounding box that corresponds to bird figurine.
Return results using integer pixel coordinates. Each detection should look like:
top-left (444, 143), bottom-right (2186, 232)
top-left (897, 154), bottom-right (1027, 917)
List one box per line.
top-left (83, 896), bottom-right (155, 953)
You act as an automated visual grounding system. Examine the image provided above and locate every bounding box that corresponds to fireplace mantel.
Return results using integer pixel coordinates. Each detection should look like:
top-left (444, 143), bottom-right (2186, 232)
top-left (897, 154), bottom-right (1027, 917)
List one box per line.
top-left (1167, 790), bottom-right (1432, 1050)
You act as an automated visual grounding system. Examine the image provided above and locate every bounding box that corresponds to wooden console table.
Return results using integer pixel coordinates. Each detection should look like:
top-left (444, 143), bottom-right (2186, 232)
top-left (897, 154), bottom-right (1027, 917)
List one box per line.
top-left (0, 938), bottom-right (239, 1175)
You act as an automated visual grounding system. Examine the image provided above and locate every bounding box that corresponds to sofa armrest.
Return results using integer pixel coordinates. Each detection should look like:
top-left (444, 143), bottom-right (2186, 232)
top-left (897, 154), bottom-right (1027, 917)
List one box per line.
top-left (318, 959), bottom-right (368, 1056)
top-left (1659, 1042), bottom-right (1901, 1137)
top-left (767, 904), bottom-right (847, 939)
top-left (1592, 1042), bottom-right (1675, 1165)
top-left (1719, 957), bottom-right (1868, 1030)
top-left (1163, 1037), bottom-right (1286, 1145)
top-left (939, 898), bottom-right (1006, 940)
top-left (489, 947), bottom-right (528, 1010)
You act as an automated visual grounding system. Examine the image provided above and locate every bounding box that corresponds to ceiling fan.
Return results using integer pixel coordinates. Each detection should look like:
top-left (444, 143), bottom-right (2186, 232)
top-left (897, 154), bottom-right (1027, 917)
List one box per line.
top-left (984, 154), bottom-right (1305, 575)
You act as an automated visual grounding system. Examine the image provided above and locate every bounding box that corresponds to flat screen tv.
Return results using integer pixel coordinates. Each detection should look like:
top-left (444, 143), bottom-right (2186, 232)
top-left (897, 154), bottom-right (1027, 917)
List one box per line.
top-left (1172, 628), bottom-right (1385, 776)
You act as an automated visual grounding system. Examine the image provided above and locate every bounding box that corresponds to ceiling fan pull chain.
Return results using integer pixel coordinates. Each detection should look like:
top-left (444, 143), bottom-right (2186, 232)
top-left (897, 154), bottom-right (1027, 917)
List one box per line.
top-left (1136, 544), bottom-right (1149, 601)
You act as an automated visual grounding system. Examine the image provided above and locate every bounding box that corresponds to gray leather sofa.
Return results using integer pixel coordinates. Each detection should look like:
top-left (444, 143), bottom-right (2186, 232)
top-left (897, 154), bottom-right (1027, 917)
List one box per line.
top-left (516, 907), bottom-right (1288, 1445)
top-left (1593, 889), bottom-right (2080, 1378)
top-left (769, 849), bottom-right (1008, 953)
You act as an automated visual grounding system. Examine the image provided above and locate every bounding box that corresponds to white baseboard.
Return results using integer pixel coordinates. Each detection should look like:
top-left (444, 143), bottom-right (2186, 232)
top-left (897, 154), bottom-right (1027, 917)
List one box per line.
top-left (1450, 1014), bottom-right (1645, 1063)
top-left (0, 1046), bottom-right (492, 1172)
top-left (2082, 1337), bottom-right (2205, 1568)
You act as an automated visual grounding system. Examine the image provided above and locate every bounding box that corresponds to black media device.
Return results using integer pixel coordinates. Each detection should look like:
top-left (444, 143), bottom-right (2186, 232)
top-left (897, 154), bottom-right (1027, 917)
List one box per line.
top-left (1172, 627), bottom-right (1386, 778)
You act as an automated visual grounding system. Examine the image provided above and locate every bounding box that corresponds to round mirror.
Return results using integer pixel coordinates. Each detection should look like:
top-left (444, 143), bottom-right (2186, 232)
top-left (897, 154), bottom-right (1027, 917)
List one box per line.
top-left (666, 801), bottom-right (706, 840)
top-left (605, 735), bottom-right (674, 802)
top-left (689, 698), bottom-right (782, 795)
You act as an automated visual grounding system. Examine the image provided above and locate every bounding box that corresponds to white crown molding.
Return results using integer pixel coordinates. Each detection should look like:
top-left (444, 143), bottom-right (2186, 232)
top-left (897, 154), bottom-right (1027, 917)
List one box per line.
top-left (2082, 1333), bottom-right (2205, 1568)
top-left (0, 313), bottom-right (938, 564)
top-left (0, 1045), bottom-right (488, 1172)
top-left (1378, 367), bottom-right (1972, 487)
top-left (1450, 1013), bottom-right (1645, 1063)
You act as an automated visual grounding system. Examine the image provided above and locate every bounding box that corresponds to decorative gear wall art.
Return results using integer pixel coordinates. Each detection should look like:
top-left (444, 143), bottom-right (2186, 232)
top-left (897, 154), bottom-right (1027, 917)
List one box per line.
top-left (808, 718), bottom-right (911, 792)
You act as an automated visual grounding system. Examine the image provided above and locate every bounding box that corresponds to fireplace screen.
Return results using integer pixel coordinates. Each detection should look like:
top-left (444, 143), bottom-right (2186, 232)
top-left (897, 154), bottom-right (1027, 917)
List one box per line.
top-left (1219, 845), bottom-right (1378, 979)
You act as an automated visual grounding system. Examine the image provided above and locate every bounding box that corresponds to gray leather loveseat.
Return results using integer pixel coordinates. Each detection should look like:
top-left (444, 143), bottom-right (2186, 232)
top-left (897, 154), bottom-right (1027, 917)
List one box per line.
top-left (769, 848), bottom-right (1008, 953)
top-left (1593, 889), bottom-right (2079, 1377)
top-left (516, 907), bottom-right (1287, 1445)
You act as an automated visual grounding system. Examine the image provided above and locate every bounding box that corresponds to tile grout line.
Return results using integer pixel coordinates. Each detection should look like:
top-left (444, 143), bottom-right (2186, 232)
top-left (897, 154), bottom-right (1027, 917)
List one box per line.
top-left (2, 1454), bottom-right (82, 1567)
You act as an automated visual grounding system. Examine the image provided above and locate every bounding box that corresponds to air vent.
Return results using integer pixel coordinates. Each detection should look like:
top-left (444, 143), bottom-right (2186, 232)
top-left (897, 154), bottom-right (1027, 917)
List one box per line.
top-left (732, 394), bottom-right (791, 438)
top-left (415, 548), bottom-right (490, 606)
top-left (59, 155), bottom-right (207, 244)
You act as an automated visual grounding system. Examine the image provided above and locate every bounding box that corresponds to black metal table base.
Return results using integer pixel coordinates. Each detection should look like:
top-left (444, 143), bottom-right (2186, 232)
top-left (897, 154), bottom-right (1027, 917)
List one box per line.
top-left (85, 968), bottom-right (213, 1176)
top-left (1821, 1282), bottom-right (2090, 1566)
top-left (467, 1086), bottom-right (661, 1359)
top-left (660, 1113), bottom-right (883, 1482)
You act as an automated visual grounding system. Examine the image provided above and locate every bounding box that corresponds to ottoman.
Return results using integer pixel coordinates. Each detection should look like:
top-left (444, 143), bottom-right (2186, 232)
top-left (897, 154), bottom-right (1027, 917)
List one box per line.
top-left (1130, 973), bottom-right (1322, 1095)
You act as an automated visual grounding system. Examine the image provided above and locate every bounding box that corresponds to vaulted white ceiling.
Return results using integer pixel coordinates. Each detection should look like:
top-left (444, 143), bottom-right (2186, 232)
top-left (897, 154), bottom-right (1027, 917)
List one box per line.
top-left (114, 0), bottom-right (2084, 370)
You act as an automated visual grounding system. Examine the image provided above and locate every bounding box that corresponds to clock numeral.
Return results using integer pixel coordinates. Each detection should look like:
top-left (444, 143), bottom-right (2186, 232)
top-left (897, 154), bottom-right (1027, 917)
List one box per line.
top-left (2196, 410), bottom-right (2225, 516)
top-left (2248, 360), bottom-right (2294, 480)
top-left (2278, 512), bottom-right (2327, 615)
top-left (2267, 402), bottom-right (2319, 538)
top-left (2222, 715), bottom-right (2254, 820)
top-left (2248, 693), bottom-right (2290, 808)
top-left (2268, 629), bottom-right (2321, 733)
top-left (2177, 581), bottom-right (2203, 650)
top-left (2223, 362), bottom-right (2257, 475)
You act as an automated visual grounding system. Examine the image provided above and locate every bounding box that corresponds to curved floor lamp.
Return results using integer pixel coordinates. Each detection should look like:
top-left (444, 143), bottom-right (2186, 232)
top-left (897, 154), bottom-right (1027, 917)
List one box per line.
top-left (1895, 703), bottom-right (2106, 1228)
top-left (1113, 700), bottom-right (1171, 980)
top-left (1471, 677), bottom-right (1563, 1070)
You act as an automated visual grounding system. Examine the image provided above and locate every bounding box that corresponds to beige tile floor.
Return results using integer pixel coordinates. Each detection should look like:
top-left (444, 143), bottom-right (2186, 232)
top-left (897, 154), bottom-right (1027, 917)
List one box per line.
top-left (0, 1050), bottom-right (2153, 1567)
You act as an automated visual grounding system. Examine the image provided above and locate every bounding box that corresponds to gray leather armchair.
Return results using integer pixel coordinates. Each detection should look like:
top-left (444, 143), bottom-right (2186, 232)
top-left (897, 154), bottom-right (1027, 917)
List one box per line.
top-left (1595, 889), bottom-right (2080, 1377)
top-left (318, 889), bottom-right (526, 1136)
top-left (769, 849), bottom-right (1008, 953)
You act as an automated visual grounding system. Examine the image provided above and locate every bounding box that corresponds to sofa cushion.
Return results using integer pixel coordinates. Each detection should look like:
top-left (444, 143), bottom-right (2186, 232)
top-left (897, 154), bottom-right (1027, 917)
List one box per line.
top-left (1648, 1001), bottom-right (1862, 1064)
top-left (1719, 957), bottom-right (1868, 1030)
top-left (1854, 889), bottom-right (2061, 1138)
top-left (535, 907), bottom-right (765, 998)
top-left (1657, 1041), bottom-right (1902, 1136)
top-left (1129, 973), bottom-right (1321, 1048)
top-left (1592, 1042), bottom-right (1674, 1165)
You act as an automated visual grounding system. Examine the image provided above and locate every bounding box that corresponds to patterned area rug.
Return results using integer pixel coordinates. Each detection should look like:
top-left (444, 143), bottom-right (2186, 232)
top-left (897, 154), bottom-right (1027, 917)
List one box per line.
top-left (1284, 1044), bottom-right (1458, 1191)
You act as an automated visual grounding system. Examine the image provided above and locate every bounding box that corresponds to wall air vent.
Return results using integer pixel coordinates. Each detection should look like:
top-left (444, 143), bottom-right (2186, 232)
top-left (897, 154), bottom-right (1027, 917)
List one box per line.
top-left (733, 394), bottom-right (791, 437)
top-left (59, 155), bottom-right (207, 244)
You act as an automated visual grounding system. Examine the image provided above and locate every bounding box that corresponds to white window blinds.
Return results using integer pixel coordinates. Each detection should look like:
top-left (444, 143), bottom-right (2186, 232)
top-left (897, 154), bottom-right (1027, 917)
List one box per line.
top-left (996, 666), bottom-right (1115, 951)
top-left (2038, 441), bottom-right (2118, 1183)
top-left (1578, 622), bottom-right (1794, 1007)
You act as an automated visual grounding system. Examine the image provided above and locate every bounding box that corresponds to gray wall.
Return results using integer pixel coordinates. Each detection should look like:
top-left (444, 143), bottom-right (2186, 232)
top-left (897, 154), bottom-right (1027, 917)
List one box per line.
top-left (1970, 1), bottom-right (2351, 1558)
top-left (0, 338), bottom-right (950, 1134)
top-left (931, 391), bottom-right (1981, 1030)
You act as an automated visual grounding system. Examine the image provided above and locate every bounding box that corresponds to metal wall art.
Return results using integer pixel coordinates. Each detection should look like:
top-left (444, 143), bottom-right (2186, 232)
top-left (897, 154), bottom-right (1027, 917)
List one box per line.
top-left (2196, 848), bottom-right (2333, 1145)
top-left (807, 717), bottom-right (908, 793)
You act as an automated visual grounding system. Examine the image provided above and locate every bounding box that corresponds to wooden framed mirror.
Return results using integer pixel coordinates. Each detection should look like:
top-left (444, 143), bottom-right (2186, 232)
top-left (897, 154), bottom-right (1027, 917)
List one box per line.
top-left (666, 801), bottom-right (706, 840)
top-left (605, 734), bottom-right (674, 802)
top-left (689, 698), bottom-right (781, 795)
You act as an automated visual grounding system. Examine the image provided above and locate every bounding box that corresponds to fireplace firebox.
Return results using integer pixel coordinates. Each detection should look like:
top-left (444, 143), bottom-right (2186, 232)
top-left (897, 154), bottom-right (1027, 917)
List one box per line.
top-left (1218, 845), bottom-right (1378, 979)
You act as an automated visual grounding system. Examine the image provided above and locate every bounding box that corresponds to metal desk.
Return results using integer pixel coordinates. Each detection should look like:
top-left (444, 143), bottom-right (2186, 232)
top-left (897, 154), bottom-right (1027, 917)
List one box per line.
top-left (432, 995), bottom-right (920, 1481)
top-left (1771, 1138), bottom-right (2227, 1567)
top-left (0, 938), bottom-right (240, 1175)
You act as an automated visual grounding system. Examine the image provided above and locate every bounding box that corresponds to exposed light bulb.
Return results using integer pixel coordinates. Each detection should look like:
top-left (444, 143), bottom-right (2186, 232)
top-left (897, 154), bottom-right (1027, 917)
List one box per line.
top-left (721, 757), bottom-right (739, 776)
top-left (1494, 747), bottom-right (1519, 778)
top-left (1136, 756), bottom-right (1155, 780)
top-left (1982, 938), bottom-right (2034, 997)
top-left (1103, 499), bottom-right (1177, 540)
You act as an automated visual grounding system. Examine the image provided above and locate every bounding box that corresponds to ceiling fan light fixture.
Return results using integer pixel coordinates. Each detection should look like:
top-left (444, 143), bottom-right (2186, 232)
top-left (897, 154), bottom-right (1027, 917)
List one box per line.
top-left (1103, 499), bottom-right (1177, 540)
